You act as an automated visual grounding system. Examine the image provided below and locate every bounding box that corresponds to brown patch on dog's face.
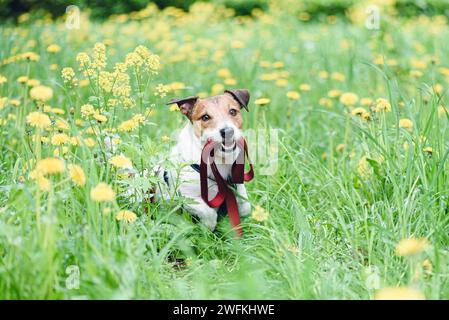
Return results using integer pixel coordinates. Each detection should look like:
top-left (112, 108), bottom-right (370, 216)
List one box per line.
top-left (190, 94), bottom-right (243, 138)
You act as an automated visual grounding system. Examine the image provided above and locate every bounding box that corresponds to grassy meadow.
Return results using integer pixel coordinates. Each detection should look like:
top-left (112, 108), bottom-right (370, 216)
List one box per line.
top-left (0, 1), bottom-right (449, 299)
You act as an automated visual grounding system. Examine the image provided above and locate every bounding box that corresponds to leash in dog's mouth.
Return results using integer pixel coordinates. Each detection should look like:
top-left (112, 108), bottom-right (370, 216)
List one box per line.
top-left (200, 137), bottom-right (254, 237)
top-left (220, 140), bottom-right (236, 153)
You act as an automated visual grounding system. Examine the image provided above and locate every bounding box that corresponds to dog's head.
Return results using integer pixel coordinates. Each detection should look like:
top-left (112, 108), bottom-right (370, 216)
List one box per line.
top-left (168, 89), bottom-right (250, 151)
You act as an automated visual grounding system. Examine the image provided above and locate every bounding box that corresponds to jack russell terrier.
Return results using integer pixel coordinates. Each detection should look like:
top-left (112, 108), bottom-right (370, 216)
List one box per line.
top-left (156, 89), bottom-right (252, 232)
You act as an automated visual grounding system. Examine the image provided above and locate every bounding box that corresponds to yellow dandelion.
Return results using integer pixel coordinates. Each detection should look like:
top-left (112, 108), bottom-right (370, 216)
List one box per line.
top-left (357, 156), bottom-right (372, 179)
top-left (116, 210), bottom-right (137, 223)
top-left (93, 113), bottom-right (108, 123)
top-left (395, 237), bottom-right (429, 256)
top-left (286, 91), bottom-right (300, 100)
top-left (81, 104), bottom-right (95, 117)
top-left (360, 98), bottom-right (373, 106)
top-left (17, 76), bottom-right (28, 84)
top-left (374, 287), bottom-right (425, 300)
top-left (90, 182), bottom-right (115, 202)
top-left (217, 68), bottom-right (231, 78)
top-left (399, 118), bottom-right (413, 131)
top-left (299, 83), bottom-right (311, 91)
top-left (339, 92), bottom-right (359, 106)
top-left (109, 155), bottom-right (133, 169)
top-left (211, 83), bottom-right (224, 95)
top-left (37, 176), bottom-right (52, 192)
top-left (422, 259), bottom-right (433, 273)
top-left (51, 133), bottom-right (70, 146)
top-left (351, 107), bottom-right (370, 120)
top-left (423, 147), bottom-right (433, 155)
top-left (29, 85), bottom-right (53, 101)
top-left (251, 205), bottom-right (269, 222)
top-left (83, 137), bottom-right (96, 147)
top-left (254, 98), bottom-right (271, 106)
top-left (336, 144), bottom-right (346, 153)
top-left (374, 98), bottom-right (392, 112)
top-left (169, 104), bottom-right (180, 112)
top-left (47, 44), bottom-right (61, 53)
top-left (319, 97), bottom-right (333, 108)
top-left (118, 119), bottom-right (138, 132)
top-left (331, 72), bottom-right (345, 82)
top-left (161, 135), bottom-right (170, 142)
top-left (68, 164), bottom-right (86, 187)
top-left (26, 111), bottom-right (51, 128)
top-left (328, 89), bottom-right (342, 98)
top-left (35, 157), bottom-right (65, 175)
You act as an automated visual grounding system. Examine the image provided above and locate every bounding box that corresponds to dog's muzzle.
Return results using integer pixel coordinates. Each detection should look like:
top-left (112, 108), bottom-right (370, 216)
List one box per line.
top-left (220, 127), bottom-right (236, 152)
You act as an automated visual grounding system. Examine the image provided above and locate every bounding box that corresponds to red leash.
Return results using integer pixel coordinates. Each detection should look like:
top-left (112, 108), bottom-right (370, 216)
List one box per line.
top-left (199, 137), bottom-right (254, 237)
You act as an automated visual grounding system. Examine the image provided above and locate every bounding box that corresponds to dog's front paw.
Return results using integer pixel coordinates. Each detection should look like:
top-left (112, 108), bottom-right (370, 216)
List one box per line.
top-left (201, 213), bottom-right (218, 230)
top-left (238, 201), bottom-right (252, 217)
top-left (185, 202), bottom-right (218, 231)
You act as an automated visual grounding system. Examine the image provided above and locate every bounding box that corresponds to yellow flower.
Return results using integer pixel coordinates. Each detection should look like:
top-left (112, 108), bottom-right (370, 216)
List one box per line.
top-left (17, 76), bottom-right (28, 83)
top-left (161, 135), bottom-right (170, 142)
top-left (351, 107), bottom-right (370, 120)
top-left (217, 68), bottom-right (231, 78)
top-left (29, 85), bottom-right (53, 101)
top-left (395, 237), bottom-right (429, 256)
top-left (336, 144), bottom-right (346, 153)
top-left (90, 182), bottom-right (115, 202)
top-left (35, 157), bottom-right (65, 175)
top-left (109, 155), bottom-right (133, 169)
top-left (27, 79), bottom-right (40, 87)
top-left (399, 118), bottom-right (413, 131)
top-left (339, 92), bottom-right (359, 106)
top-left (81, 104), bottom-right (95, 117)
top-left (286, 91), bottom-right (300, 100)
top-left (254, 98), bottom-right (271, 106)
top-left (410, 70), bottom-right (423, 78)
top-left (374, 287), bottom-right (425, 300)
top-left (357, 156), bottom-right (372, 179)
top-left (93, 113), bottom-right (108, 123)
top-left (83, 138), bottom-right (96, 147)
top-left (51, 133), bottom-right (70, 146)
top-left (37, 176), bottom-right (52, 191)
top-left (328, 89), bottom-right (342, 98)
top-left (211, 83), bottom-right (225, 95)
top-left (47, 44), bottom-right (61, 53)
top-left (422, 259), bottom-right (433, 273)
top-left (423, 147), bottom-right (433, 155)
top-left (68, 164), bottom-right (86, 186)
top-left (26, 111), bottom-right (51, 128)
top-left (331, 72), bottom-right (345, 82)
top-left (373, 98), bottom-right (392, 112)
top-left (251, 205), bottom-right (269, 222)
top-left (299, 83), bottom-right (311, 91)
top-left (0, 75), bottom-right (7, 85)
top-left (118, 119), bottom-right (138, 132)
top-left (116, 210), bottom-right (137, 223)
top-left (360, 98), bottom-right (373, 106)
top-left (169, 104), bottom-right (180, 112)
top-left (319, 97), bottom-right (333, 108)
top-left (318, 71), bottom-right (329, 79)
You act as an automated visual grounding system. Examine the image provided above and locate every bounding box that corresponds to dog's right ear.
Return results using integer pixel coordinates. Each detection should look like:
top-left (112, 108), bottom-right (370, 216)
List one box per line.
top-left (166, 96), bottom-right (199, 118)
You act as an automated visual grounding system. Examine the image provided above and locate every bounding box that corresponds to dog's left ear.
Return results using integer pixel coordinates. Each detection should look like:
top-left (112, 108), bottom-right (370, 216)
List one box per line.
top-left (224, 89), bottom-right (250, 111)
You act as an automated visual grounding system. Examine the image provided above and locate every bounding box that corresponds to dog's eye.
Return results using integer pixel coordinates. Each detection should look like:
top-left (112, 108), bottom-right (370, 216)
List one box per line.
top-left (229, 108), bottom-right (237, 116)
top-left (201, 114), bottom-right (210, 121)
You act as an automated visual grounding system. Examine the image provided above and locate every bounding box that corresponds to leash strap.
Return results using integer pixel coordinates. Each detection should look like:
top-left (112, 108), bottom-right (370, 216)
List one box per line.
top-left (199, 137), bottom-right (254, 237)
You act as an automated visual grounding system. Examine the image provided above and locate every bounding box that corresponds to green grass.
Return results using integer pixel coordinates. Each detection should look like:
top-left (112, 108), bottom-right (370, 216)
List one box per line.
top-left (0, 3), bottom-right (448, 299)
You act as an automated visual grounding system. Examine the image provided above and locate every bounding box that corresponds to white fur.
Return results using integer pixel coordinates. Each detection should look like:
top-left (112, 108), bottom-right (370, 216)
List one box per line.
top-left (155, 122), bottom-right (251, 230)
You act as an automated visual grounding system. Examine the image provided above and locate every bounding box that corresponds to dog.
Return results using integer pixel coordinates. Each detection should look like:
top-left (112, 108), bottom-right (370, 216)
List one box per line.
top-left (155, 89), bottom-right (252, 231)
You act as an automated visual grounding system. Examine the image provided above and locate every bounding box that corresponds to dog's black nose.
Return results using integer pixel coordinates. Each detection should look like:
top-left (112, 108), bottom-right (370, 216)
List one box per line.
top-left (220, 127), bottom-right (234, 139)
